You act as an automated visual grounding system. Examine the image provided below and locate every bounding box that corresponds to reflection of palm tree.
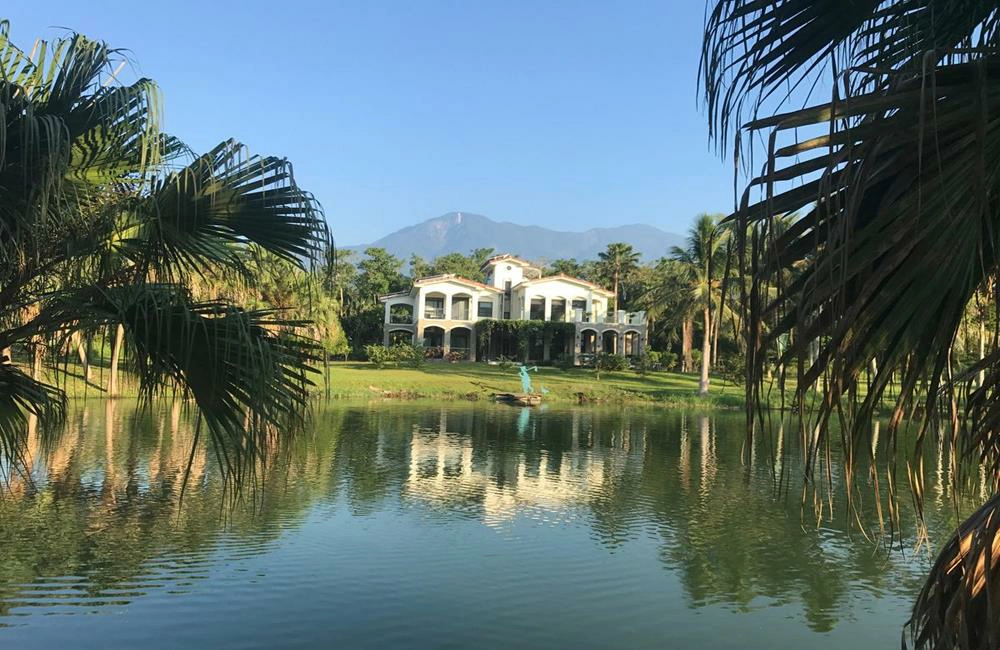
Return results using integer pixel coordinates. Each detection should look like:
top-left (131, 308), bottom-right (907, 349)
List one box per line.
top-left (703, 3), bottom-right (1000, 643)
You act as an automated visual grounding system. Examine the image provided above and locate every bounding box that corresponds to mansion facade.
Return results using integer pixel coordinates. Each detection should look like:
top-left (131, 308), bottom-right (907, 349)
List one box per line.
top-left (379, 254), bottom-right (647, 365)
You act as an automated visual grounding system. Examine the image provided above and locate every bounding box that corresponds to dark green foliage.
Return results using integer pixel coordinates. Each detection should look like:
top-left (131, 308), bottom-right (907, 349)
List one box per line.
top-left (408, 248), bottom-right (495, 282)
top-left (363, 343), bottom-right (424, 369)
top-left (475, 319), bottom-right (575, 362)
top-left (703, 1), bottom-right (1000, 646)
top-left (592, 353), bottom-right (628, 379)
top-left (0, 23), bottom-right (328, 478)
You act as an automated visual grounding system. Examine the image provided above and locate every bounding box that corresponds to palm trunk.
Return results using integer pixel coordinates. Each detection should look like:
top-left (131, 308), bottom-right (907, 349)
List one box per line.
top-left (710, 300), bottom-right (721, 367)
top-left (108, 324), bottom-right (125, 397)
top-left (699, 306), bottom-right (711, 396)
top-left (613, 271), bottom-right (620, 314)
top-left (979, 317), bottom-right (986, 389)
top-left (681, 317), bottom-right (693, 372)
top-left (32, 340), bottom-right (43, 381)
top-left (74, 331), bottom-right (91, 383)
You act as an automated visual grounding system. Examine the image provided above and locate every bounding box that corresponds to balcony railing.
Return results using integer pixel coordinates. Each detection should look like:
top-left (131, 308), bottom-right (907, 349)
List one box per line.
top-left (424, 308), bottom-right (445, 319)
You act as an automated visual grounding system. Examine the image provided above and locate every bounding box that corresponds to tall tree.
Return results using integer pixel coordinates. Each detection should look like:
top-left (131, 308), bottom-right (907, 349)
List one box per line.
top-left (0, 24), bottom-right (327, 473)
top-left (640, 258), bottom-right (698, 371)
top-left (703, 2), bottom-right (1000, 645)
top-left (356, 248), bottom-right (406, 305)
top-left (597, 243), bottom-right (641, 312)
top-left (670, 215), bottom-right (728, 395)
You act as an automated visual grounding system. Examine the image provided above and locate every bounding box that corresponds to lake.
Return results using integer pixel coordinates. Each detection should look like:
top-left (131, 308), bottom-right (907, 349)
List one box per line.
top-left (0, 401), bottom-right (979, 648)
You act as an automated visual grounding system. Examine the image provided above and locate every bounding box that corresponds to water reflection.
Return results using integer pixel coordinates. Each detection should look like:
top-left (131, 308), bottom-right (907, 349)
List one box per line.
top-left (0, 401), bottom-right (981, 646)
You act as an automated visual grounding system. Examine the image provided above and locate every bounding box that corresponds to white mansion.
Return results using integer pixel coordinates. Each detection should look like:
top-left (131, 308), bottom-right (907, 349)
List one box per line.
top-left (380, 254), bottom-right (647, 364)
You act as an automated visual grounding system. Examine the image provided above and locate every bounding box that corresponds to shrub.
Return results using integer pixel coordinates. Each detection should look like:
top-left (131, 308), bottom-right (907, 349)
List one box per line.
top-left (634, 353), bottom-right (655, 376)
top-left (593, 353), bottom-right (628, 379)
top-left (554, 353), bottom-right (575, 371)
top-left (397, 344), bottom-right (425, 368)
top-left (497, 355), bottom-right (514, 371)
top-left (364, 343), bottom-right (426, 368)
top-left (365, 344), bottom-right (394, 369)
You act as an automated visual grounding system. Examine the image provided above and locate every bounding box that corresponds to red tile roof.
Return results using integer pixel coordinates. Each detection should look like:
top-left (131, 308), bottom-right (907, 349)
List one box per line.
top-left (480, 254), bottom-right (539, 270)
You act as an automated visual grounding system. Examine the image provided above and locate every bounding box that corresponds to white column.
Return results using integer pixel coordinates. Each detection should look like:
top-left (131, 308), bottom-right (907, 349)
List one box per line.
top-left (383, 300), bottom-right (391, 324)
top-left (417, 291), bottom-right (426, 323)
top-left (544, 297), bottom-right (552, 322)
top-left (443, 329), bottom-right (452, 354)
top-left (444, 292), bottom-right (452, 321)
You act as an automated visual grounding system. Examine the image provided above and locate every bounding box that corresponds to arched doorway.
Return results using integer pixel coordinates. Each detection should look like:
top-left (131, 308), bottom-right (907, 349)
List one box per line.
top-left (450, 294), bottom-right (472, 321)
top-left (389, 303), bottom-right (413, 324)
top-left (450, 327), bottom-right (472, 360)
top-left (550, 297), bottom-right (567, 322)
top-left (579, 329), bottom-right (598, 355)
top-left (601, 331), bottom-right (618, 354)
top-left (624, 330), bottom-right (641, 357)
top-left (423, 326), bottom-right (445, 358)
top-left (424, 293), bottom-right (446, 320)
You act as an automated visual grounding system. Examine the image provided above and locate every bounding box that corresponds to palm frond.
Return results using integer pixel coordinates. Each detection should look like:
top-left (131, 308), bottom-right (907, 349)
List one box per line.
top-left (119, 139), bottom-right (328, 281)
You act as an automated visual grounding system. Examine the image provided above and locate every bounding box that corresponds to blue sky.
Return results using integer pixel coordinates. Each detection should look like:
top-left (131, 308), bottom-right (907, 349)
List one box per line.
top-left (8, 1), bottom-right (733, 246)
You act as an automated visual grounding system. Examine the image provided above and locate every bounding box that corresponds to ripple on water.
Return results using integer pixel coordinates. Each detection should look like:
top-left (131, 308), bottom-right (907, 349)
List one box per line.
top-left (0, 402), bottom-right (969, 649)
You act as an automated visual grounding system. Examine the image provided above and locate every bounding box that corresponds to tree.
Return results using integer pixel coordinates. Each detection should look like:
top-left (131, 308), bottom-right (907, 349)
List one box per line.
top-left (408, 254), bottom-right (431, 280)
top-left (410, 248), bottom-right (495, 283)
top-left (639, 258), bottom-right (698, 370)
top-left (597, 243), bottom-right (641, 312)
top-left (0, 24), bottom-right (327, 474)
top-left (670, 215), bottom-right (728, 395)
top-left (323, 248), bottom-right (357, 312)
top-left (356, 248), bottom-right (406, 304)
top-left (703, 2), bottom-right (1000, 645)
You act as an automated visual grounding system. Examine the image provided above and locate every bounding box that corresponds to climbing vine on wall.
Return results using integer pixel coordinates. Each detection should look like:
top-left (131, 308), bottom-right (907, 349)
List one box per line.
top-left (475, 319), bottom-right (576, 361)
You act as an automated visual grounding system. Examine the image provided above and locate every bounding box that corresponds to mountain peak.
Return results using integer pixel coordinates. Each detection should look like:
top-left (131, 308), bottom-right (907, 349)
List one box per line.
top-left (352, 212), bottom-right (682, 262)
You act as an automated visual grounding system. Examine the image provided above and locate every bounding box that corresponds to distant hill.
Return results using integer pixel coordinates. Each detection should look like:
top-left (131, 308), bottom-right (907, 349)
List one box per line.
top-left (346, 212), bottom-right (683, 263)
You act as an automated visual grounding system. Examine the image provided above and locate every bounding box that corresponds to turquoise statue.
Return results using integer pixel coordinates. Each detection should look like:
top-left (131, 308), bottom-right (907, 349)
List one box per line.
top-left (518, 365), bottom-right (538, 394)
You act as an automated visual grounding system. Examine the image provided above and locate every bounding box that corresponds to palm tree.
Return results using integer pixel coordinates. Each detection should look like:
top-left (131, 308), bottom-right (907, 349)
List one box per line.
top-left (0, 25), bottom-right (328, 477)
top-left (640, 258), bottom-right (698, 371)
top-left (703, 2), bottom-right (1000, 646)
top-left (671, 215), bottom-right (728, 395)
top-left (597, 243), bottom-right (641, 312)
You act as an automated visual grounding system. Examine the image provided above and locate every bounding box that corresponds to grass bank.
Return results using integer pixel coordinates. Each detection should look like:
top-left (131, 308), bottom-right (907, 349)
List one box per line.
top-left (317, 361), bottom-right (745, 409)
top-left (43, 360), bottom-right (746, 409)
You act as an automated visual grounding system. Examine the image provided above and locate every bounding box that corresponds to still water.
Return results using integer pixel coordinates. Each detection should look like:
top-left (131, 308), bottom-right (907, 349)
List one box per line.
top-left (0, 401), bottom-right (980, 648)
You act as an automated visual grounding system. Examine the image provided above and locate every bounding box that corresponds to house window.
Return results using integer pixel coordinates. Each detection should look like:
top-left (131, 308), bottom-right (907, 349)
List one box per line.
top-left (478, 301), bottom-right (494, 318)
top-left (424, 296), bottom-right (445, 319)
top-left (451, 295), bottom-right (471, 321)
top-left (572, 299), bottom-right (588, 322)
top-left (550, 298), bottom-right (566, 322)
top-left (529, 297), bottom-right (545, 321)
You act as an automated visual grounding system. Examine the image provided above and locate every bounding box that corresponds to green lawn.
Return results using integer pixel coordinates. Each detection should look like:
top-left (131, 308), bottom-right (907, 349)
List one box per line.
top-left (316, 361), bottom-right (746, 408)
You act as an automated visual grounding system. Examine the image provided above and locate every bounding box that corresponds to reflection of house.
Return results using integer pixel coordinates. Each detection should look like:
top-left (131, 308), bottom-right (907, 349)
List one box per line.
top-left (403, 412), bottom-right (632, 525)
top-left (380, 254), bottom-right (647, 364)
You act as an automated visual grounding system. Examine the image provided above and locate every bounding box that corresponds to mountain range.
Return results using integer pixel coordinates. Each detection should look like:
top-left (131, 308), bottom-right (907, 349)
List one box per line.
top-left (346, 212), bottom-right (683, 262)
